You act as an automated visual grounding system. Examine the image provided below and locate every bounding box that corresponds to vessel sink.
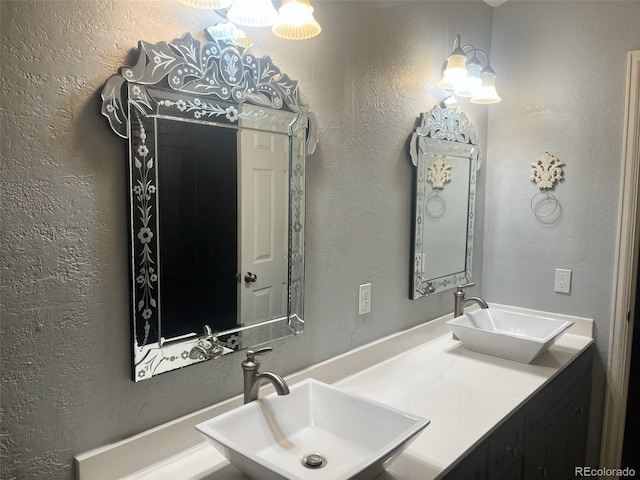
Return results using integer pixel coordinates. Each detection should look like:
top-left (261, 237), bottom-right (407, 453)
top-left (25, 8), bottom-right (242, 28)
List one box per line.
top-left (196, 378), bottom-right (430, 480)
top-left (446, 308), bottom-right (574, 363)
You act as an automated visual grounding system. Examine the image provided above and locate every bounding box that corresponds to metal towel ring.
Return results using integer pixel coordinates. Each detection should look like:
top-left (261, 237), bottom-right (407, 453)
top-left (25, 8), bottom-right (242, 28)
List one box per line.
top-left (426, 191), bottom-right (446, 218)
top-left (530, 191), bottom-right (558, 218)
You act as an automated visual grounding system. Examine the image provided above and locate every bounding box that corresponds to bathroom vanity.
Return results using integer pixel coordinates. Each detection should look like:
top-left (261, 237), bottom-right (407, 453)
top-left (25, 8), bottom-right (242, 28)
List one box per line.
top-left (75, 304), bottom-right (593, 480)
top-left (443, 346), bottom-right (591, 480)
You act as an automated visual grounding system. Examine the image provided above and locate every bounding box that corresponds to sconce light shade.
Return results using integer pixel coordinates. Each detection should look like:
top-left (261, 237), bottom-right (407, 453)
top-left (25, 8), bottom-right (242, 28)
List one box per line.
top-left (272, 0), bottom-right (321, 40)
top-left (227, 0), bottom-right (279, 27)
top-left (454, 56), bottom-right (482, 98)
top-left (438, 45), bottom-right (467, 90)
top-left (178, 0), bottom-right (234, 9)
top-left (470, 66), bottom-right (501, 104)
top-left (206, 23), bottom-right (254, 49)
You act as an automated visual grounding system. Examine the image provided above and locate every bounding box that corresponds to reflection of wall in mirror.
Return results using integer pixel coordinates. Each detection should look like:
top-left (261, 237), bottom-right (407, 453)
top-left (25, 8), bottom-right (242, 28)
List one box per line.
top-left (422, 156), bottom-right (470, 280)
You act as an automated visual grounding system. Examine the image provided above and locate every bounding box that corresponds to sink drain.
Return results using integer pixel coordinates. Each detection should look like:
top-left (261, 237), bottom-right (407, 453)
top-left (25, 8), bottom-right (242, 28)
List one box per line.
top-left (302, 453), bottom-right (327, 469)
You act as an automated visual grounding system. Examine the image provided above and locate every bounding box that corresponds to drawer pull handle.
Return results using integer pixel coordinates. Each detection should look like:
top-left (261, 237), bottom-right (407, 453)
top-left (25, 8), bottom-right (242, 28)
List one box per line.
top-left (506, 445), bottom-right (518, 458)
top-left (570, 407), bottom-right (585, 420)
top-left (538, 466), bottom-right (548, 477)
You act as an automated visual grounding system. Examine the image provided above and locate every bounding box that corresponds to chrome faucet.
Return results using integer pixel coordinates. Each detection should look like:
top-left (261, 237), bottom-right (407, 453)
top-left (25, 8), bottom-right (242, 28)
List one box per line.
top-left (188, 325), bottom-right (225, 361)
top-left (241, 347), bottom-right (290, 404)
top-left (454, 282), bottom-right (489, 318)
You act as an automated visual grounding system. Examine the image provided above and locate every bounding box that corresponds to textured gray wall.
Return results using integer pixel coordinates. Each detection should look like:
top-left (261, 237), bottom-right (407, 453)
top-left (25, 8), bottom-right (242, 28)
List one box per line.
top-left (484, 0), bottom-right (640, 373)
top-left (483, 0), bottom-right (640, 463)
top-left (0, 1), bottom-right (492, 478)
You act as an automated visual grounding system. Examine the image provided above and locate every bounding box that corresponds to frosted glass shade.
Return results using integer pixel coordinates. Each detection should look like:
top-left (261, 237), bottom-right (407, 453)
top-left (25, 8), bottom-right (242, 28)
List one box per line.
top-left (227, 0), bottom-right (279, 27)
top-left (471, 69), bottom-right (501, 104)
top-left (206, 23), bottom-right (254, 49)
top-left (178, 0), bottom-right (234, 9)
top-left (438, 53), bottom-right (467, 90)
top-left (272, 0), bottom-right (321, 40)
top-left (454, 58), bottom-right (482, 98)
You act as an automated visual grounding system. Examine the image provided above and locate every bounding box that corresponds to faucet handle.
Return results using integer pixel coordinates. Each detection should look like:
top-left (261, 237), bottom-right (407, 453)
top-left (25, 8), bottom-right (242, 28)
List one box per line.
top-left (456, 282), bottom-right (475, 292)
top-left (245, 347), bottom-right (272, 363)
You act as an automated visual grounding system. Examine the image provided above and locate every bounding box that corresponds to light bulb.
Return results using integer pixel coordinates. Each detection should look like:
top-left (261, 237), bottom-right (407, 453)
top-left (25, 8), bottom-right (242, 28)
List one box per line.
top-left (438, 50), bottom-right (467, 91)
top-left (455, 56), bottom-right (482, 98)
top-left (272, 0), bottom-right (321, 40)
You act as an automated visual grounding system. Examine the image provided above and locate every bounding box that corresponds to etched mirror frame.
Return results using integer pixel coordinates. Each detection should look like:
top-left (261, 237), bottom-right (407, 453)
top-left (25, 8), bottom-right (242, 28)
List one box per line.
top-left (101, 28), bottom-right (317, 381)
top-left (409, 106), bottom-right (479, 299)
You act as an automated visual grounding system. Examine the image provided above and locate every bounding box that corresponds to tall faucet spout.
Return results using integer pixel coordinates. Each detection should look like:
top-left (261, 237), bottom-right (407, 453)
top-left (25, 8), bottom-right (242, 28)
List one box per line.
top-left (242, 347), bottom-right (290, 404)
top-left (453, 283), bottom-right (489, 318)
top-left (464, 296), bottom-right (489, 310)
top-left (246, 372), bottom-right (290, 403)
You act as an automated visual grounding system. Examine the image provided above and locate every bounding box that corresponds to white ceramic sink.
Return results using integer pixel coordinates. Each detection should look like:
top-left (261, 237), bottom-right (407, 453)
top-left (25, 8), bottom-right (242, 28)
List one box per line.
top-left (446, 308), bottom-right (574, 363)
top-left (196, 378), bottom-right (430, 480)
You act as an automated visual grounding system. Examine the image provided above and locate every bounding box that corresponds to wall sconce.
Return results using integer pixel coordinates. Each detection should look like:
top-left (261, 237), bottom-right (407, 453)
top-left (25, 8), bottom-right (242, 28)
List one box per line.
top-left (178, 0), bottom-right (321, 40)
top-left (439, 35), bottom-right (500, 105)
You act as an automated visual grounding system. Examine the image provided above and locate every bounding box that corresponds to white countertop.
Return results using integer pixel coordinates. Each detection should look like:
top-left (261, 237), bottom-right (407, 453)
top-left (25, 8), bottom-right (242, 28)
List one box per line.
top-left (76, 305), bottom-right (593, 480)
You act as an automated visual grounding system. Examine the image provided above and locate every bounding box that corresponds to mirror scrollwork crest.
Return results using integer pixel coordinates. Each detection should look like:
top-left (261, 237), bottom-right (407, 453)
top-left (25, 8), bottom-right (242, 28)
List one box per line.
top-left (409, 106), bottom-right (480, 299)
top-left (101, 27), bottom-right (317, 381)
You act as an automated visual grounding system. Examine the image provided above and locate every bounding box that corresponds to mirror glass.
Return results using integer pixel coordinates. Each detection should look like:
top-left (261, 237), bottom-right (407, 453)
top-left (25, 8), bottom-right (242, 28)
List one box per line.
top-left (101, 29), bottom-right (317, 380)
top-left (409, 106), bottom-right (479, 298)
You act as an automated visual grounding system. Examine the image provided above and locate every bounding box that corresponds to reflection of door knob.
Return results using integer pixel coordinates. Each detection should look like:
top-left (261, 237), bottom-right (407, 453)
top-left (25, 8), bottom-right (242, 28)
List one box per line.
top-left (244, 272), bottom-right (257, 283)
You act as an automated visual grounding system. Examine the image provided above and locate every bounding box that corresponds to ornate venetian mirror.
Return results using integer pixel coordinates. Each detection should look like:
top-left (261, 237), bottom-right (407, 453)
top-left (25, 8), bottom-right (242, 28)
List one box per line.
top-left (409, 106), bottom-right (479, 298)
top-left (101, 28), bottom-right (317, 381)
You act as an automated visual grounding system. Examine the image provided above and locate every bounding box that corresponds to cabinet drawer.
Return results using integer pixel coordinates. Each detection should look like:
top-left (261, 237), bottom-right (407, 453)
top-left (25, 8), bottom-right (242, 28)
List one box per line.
top-left (488, 410), bottom-right (524, 479)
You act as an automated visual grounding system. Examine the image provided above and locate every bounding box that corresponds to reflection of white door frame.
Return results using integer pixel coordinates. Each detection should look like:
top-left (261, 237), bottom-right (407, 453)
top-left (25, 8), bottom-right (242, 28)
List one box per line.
top-left (600, 50), bottom-right (640, 468)
top-left (238, 127), bottom-right (289, 326)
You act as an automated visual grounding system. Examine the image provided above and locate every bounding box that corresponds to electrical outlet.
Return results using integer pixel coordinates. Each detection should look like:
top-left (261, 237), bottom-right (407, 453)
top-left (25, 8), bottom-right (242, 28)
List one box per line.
top-left (359, 283), bottom-right (371, 315)
top-left (554, 269), bottom-right (572, 294)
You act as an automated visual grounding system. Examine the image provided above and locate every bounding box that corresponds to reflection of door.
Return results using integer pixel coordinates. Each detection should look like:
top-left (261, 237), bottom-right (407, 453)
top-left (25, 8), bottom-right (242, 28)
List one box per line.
top-left (239, 129), bottom-right (289, 325)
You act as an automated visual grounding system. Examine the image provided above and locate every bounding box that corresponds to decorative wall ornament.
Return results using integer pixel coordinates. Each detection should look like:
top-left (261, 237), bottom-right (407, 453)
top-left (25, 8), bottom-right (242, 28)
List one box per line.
top-left (426, 157), bottom-right (452, 189)
top-left (530, 152), bottom-right (563, 221)
top-left (530, 152), bottom-right (564, 190)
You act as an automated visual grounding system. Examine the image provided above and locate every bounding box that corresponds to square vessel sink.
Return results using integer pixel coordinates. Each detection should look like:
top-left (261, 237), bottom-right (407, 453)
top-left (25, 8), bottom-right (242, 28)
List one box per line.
top-left (446, 308), bottom-right (574, 363)
top-left (196, 378), bottom-right (430, 480)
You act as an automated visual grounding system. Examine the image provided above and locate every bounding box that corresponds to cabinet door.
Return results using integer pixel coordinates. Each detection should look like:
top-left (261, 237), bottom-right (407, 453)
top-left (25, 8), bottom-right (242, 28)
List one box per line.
top-left (488, 411), bottom-right (524, 479)
top-left (523, 439), bottom-right (550, 479)
top-left (445, 444), bottom-right (488, 480)
top-left (524, 349), bottom-right (592, 450)
top-left (523, 424), bottom-right (555, 480)
top-left (524, 394), bottom-right (580, 480)
top-left (565, 384), bottom-right (591, 479)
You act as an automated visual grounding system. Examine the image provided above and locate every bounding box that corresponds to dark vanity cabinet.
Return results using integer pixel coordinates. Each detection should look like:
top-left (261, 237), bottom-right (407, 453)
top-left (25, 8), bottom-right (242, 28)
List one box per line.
top-left (445, 346), bottom-right (593, 480)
